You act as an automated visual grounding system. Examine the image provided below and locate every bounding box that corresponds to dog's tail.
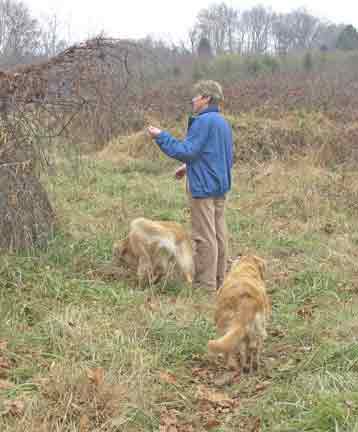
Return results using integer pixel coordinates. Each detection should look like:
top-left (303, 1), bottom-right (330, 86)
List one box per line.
top-left (208, 325), bottom-right (246, 354)
top-left (208, 296), bottom-right (257, 354)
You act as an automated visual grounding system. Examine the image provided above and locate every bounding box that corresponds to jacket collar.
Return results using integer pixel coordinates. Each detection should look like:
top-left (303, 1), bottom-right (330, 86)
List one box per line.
top-left (198, 105), bottom-right (219, 116)
top-left (188, 105), bottom-right (219, 130)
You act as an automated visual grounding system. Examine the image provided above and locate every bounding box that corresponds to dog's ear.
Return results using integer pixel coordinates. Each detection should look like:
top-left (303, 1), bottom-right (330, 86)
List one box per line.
top-left (252, 255), bottom-right (266, 279)
top-left (113, 238), bottom-right (129, 262)
top-left (122, 238), bottom-right (129, 252)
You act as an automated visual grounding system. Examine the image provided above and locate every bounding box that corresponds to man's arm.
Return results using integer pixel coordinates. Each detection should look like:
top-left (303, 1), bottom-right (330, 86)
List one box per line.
top-left (147, 118), bottom-right (209, 162)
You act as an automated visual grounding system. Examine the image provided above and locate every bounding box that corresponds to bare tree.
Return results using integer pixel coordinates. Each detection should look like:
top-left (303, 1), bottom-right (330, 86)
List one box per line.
top-left (235, 15), bottom-right (247, 54)
top-left (0, 0), bottom-right (42, 66)
top-left (190, 3), bottom-right (331, 56)
top-left (222, 4), bottom-right (239, 53)
top-left (311, 23), bottom-right (344, 51)
top-left (0, 37), bottom-right (163, 251)
top-left (291, 9), bottom-right (321, 50)
top-left (272, 9), bottom-right (321, 54)
top-left (197, 36), bottom-right (213, 59)
top-left (39, 13), bottom-right (68, 59)
top-left (336, 24), bottom-right (358, 50)
top-left (194, 3), bottom-right (240, 54)
top-left (272, 13), bottom-right (293, 55)
top-left (241, 6), bottom-right (274, 54)
top-left (188, 26), bottom-right (199, 54)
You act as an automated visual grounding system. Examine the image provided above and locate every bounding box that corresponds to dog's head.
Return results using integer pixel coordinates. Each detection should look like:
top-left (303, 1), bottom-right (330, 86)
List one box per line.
top-left (112, 238), bottom-right (138, 268)
top-left (250, 255), bottom-right (266, 279)
top-left (237, 255), bottom-right (266, 280)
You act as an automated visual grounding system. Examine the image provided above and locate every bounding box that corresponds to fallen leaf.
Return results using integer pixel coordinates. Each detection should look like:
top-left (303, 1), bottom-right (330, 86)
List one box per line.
top-left (86, 367), bottom-right (105, 386)
top-left (255, 381), bottom-right (271, 392)
top-left (79, 414), bottom-right (90, 431)
top-left (159, 408), bottom-right (179, 432)
top-left (0, 357), bottom-right (10, 369)
top-left (191, 367), bottom-right (213, 382)
top-left (0, 379), bottom-right (15, 390)
top-left (196, 385), bottom-right (235, 408)
top-left (159, 371), bottom-right (177, 385)
top-left (159, 425), bottom-right (178, 432)
top-left (250, 416), bottom-right (261, 432)
top-left (2, 399), bottom-right (25, 417)
top-left (297, 306), bottom-right (314, 319)
top-left (205, 418), bottom-right (221, 430)
top-left (0, 357), bottom-right (11, 378)
top-left (0, 341), bottom-right (8, 351)
top-left (269, 328), bottom-right (285, 338)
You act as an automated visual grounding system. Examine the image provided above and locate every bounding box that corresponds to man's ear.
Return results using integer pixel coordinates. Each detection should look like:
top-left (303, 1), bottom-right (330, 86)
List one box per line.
top-left (204, 95), bottom-right (212, 104)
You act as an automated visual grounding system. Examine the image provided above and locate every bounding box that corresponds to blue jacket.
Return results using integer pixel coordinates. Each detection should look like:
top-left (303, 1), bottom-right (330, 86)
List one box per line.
top-left (155, 106), bottom-right (233, 198)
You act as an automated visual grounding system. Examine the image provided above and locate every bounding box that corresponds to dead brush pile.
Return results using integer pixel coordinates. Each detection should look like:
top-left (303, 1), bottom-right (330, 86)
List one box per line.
top-left (0, 133), bottom-right (55, 252)
top-left (0, 36), bottom-right (158, 252)
top-left (224, 70), bottom-right (358, 122)
top-left (96, 110), bottom-right (358, 170)
top-left (96, 122), bottom-right (187, 167)
top-left (228, 111), bottom-right (358, 165)
top-left (96, 131), bottom-right (161, 163)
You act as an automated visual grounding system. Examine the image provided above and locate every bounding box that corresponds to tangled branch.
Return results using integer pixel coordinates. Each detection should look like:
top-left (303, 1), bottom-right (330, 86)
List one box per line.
top-left (0, 36), bottom-right (156, 170)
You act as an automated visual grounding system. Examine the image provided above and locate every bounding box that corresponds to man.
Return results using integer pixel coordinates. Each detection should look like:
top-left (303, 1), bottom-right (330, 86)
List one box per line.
top-left (147, 80), bottom-right (233, 292)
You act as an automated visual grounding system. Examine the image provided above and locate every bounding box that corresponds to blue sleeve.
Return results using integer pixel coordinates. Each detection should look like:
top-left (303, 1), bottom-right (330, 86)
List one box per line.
top-left (155, 118), bottom-right (209, 162)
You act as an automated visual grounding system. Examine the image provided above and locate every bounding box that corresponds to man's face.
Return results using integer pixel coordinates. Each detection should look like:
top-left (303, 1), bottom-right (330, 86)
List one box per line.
top-left (191, 94), bottom-right (210, 114)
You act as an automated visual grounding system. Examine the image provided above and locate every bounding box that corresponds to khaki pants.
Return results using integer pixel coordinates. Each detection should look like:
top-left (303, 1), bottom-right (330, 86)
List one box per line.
top-left (190, 195), bottom-right (227, 292)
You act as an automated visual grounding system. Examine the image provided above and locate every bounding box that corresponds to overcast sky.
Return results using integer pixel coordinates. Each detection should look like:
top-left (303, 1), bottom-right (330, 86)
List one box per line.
top-left (24, 0), bottom-right (358, 44)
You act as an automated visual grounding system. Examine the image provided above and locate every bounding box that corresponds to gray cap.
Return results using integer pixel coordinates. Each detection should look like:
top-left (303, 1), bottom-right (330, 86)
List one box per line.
top-left (192, 80), bottom-right (224, 103)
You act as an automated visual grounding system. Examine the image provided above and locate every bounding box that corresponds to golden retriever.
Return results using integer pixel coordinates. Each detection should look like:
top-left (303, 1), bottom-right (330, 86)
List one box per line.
top-left (208, 255), bottom-right (271, 373)
top-left (113, 217), bottom-right (193, 284)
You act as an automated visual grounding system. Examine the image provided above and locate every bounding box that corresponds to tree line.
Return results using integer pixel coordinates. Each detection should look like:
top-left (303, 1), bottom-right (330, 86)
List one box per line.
top-left (189, 3), bottom-right (358, 56)
top-left (0, 0), bottom-right (67, 67)
top-left (1, 0), bottom-right (358, 70)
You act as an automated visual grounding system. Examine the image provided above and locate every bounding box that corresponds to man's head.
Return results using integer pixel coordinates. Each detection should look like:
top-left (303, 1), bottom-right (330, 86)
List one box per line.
top-left (191, 80), bottom-right (224, 113)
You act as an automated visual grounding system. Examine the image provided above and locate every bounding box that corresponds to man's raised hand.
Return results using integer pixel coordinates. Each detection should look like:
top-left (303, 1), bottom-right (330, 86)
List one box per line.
top-left (147, 125), bottom-right (162, 138)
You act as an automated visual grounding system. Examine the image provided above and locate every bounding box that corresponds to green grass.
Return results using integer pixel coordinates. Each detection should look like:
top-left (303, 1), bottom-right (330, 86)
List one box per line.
top-left (0, 155), bottom-right (357, 431)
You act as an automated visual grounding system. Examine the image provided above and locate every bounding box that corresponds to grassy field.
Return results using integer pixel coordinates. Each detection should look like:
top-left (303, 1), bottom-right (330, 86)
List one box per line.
top-left (1, 148), bottom-right (358, 431)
